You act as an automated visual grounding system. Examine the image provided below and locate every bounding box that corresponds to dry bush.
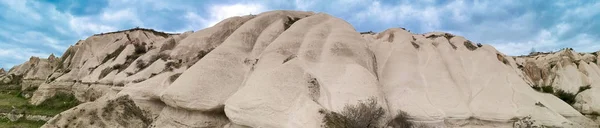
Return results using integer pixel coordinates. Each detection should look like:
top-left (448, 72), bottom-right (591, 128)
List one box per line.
top-left (387, 110), bottom-right (413, 128)
top-left (319, 98), bottom-right (385, 128)
top-left (99, 67), bottom-right (114, 79)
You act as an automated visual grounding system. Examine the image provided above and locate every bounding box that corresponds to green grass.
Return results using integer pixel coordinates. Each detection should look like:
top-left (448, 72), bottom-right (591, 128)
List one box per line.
top-left (0, 90), bottom-right (29, 113)
top-left (0, 90), bottom-right (79, 116)
top-left (0, 117), bottom-right (45, 128)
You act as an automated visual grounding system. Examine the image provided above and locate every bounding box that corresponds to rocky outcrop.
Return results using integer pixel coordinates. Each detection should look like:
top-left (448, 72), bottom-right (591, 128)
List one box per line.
top-left (0, 10), bottom-right (595, 127)
top-left (514, 48), bottom-right (600, 124)
top-left (0, 55), bottom-right (59, 97)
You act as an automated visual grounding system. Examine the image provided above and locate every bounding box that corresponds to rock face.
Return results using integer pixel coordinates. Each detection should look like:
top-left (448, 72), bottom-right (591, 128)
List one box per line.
top-left (2, 10), bottom-right (598, 127)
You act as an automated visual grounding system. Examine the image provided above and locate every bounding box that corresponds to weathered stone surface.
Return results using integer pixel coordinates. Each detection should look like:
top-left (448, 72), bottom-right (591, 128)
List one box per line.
top-left (4, 10), bottom-right (598, 127)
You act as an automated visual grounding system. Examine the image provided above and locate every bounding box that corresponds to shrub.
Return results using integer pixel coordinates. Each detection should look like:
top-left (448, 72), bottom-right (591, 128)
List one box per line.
top-left (169, 73), bottom-right (182, 83)
top-left (99, 67), bottom-right (114, 79)
top-left (578, 85), bottom-right (591, 93)
top-left (554, 89), bottom-right (576, 105)
top-left (28, 92), bottom-right (79, 111)
top-left (163, 61), bottom-right (182, 72)
top-left (133, 43), bottom-right (147, 55)
top-left (101, 45), bottom-right (126, 64)
top-left (112, 64), bottom-right (126, 72)
top-left (159, 38), bottom-right (176, 52)
top-left (531, 85), bottom-right (541, 91)
top-left (136, 60), bottom-right (147, 70)
top-left (541, 86), bottom-right (554, 93)
top-left (511, 116), bottom-right (536, 128)
top-left (443, 33), bottom-right (455, 40)
top-left (463, 40), bottom-right (477, 51)
top-left (387, 110), bottom-right (413, 128)
top-left (319, 98), bottom-right (385, 128)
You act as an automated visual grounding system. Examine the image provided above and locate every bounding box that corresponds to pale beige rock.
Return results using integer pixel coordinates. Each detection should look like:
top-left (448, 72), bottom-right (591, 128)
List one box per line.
top-left (10, 10), bottom-right (600, 128)
top-left (161, 11), bottom-right (313, 111)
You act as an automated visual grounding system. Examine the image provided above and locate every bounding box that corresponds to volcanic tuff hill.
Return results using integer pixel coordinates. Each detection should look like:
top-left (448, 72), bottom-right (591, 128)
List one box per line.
top-left (2, 10), bottom-right (600, 128)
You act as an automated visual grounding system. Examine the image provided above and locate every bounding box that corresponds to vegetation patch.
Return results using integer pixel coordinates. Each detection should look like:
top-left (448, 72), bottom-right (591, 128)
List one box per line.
top-left (443, 33), bottom-right (455, 40)
top-left (511, 116), bottom-right (536, 128)
top-left (554, 89), bottom-right (576, 105)
top-left (169, 73), bottom-right (182, 83)
top-left (0, 117), bottom-right (45, 128)
top-left (101, 45), bottom-right (126, 64)
top-left (387, 110), bottom-right (414, 128)
top-left (27, 92), bottom-right (79, 116)
top-left (93, 27), bottom-right (175, 38)
top-left (101, 95), bottom-right (151, 127)
top-left (541, 86), bottom-right (554, 93)
top-left (136, 60), bottom-right (147, 70)
top-left (578, 85), bottom-right (591, 93)
top-left (163, 61), bottom-right (182, 72)
top-left (464, 40), bottom-right (478, 51)
top-left (159, 38), bottom-right (176, 52)
top-left (319, 98), bottom-right (385, 128)
top-left (99, 67), bottom-right (114, 79)
top-left (0, 90), bottom-right (79, 116)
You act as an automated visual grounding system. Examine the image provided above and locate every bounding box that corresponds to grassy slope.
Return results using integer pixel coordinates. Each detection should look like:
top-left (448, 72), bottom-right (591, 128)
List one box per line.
top-left (0, 87), bottom-right (79, 127)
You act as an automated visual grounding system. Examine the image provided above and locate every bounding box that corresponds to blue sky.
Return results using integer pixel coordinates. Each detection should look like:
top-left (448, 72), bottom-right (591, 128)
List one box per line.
top-left (0, 0), bottom-right (599, 69)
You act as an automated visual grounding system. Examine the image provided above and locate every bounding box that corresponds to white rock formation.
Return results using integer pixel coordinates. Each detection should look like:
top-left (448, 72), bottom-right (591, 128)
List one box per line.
top-left (1, 10), bottom-right (596, 128)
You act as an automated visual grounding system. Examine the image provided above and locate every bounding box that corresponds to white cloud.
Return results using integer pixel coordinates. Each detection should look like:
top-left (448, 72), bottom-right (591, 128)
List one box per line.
top-left (203, 3), bottom-right (266, 28)
top-left (0, 0), bottom-right (42, 21)
top-left (101, 9), bottom-right (141, 24)
top-left (69, 16), bottom-right (118, 38)
top-left (562, 1), bottom-right (600, 20)
top-left (295, 0), bottom-right (318, 10)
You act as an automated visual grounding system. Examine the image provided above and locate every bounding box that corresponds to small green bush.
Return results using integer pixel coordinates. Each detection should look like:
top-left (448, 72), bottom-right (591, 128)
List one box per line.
top-left (541, 86), bottom-right (554, 93)
top-left (319, 98), bottom-right (385, 128)
top-left (554, 89), bottom-right (576, 105)
top-left (22, 92), bottom-right (80, 116)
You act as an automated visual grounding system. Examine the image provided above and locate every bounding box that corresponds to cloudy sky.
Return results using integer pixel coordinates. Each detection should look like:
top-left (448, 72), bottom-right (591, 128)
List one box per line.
top-left (0, 0), bottom-right (599, 69)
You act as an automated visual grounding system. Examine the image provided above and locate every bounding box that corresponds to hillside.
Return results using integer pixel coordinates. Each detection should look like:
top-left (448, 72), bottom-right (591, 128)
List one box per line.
top-left (1, 10), bottom-right (599, 128)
